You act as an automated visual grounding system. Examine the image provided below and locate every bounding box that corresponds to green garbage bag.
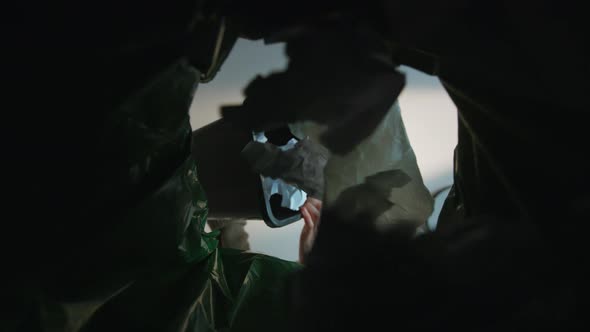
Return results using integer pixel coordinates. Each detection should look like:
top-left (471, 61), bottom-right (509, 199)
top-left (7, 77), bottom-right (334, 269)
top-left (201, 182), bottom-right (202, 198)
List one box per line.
top-left (15, 60), bottom-right (301, 332)
top-left (73, 157), bottom-right (301, 332)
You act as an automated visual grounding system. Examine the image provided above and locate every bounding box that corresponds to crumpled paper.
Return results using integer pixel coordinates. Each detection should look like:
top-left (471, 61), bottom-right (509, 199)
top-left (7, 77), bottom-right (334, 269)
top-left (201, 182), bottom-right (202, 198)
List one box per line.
top-left (253, 132), bottom-right (308, 210)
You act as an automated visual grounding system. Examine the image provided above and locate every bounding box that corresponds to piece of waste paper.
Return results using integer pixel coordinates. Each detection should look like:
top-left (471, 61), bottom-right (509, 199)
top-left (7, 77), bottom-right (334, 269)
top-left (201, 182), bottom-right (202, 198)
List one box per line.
top-left (253, 132), bottom-right (308, 211)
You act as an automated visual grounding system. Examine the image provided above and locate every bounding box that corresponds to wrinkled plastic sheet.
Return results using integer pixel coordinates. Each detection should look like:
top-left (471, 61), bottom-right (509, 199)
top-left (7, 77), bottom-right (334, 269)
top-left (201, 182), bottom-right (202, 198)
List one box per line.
top-left (290, 102), bottom-right (434, 228)
top-left (39, 156), bottom-right (302, 332)
top-left (78, 248), bottom-right (301, 332)
top-left (14, 60), bottom-right (302, 332)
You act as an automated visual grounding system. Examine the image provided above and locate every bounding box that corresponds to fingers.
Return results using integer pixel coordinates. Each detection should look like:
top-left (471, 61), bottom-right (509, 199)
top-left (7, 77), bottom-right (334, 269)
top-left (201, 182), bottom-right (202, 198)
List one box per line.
top-left (305, 202), bottom-right (321, 222)
top-left (300, 205), bottom-right (314, 228)
top-left (299, 206), bottom-right (311, 264)
top-left (300, 198), bottom-right (324, 264)
top-left (307, 197), bottom-right (323, 210)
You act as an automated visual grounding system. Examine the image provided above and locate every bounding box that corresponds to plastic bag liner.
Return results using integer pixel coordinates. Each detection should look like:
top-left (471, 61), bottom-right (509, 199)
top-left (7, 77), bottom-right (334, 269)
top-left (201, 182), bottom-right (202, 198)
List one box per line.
top-left (58, 158), bottom-right (300, 332)
top-left (290, 102), bottom-right (434, 228)
top-left (15, 60), bottom-right (301, 332)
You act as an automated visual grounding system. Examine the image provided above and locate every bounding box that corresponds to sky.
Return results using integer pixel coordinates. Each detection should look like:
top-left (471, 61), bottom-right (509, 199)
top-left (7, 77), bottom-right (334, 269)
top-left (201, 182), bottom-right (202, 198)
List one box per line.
top-left (191, 39), bottom-right (458, 261)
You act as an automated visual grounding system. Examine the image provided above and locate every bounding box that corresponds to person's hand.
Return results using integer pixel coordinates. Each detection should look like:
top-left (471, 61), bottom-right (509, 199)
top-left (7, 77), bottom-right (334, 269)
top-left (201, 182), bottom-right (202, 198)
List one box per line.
top-left (299, 197), bottom-right (322, 264)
